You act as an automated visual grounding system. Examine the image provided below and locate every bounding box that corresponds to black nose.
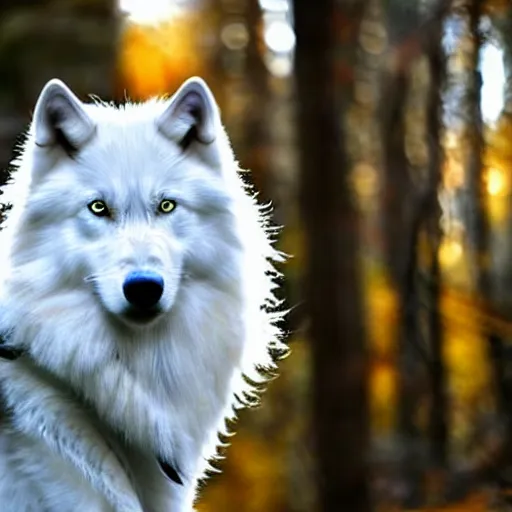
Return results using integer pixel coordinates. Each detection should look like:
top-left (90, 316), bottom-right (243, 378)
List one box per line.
top-left (123, 271), bottom-right (164, 310)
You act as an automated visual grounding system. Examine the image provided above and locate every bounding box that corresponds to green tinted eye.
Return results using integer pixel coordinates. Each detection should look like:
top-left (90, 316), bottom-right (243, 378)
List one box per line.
top-left (88, 200), bottom-right (109, 217)
top-left (158, 199), bottom-right (176, 214)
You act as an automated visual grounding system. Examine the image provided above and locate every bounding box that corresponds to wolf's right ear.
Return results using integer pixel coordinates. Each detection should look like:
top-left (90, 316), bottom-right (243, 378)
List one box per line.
top-left (156, 77), bottom-right (218, 148)
top-left (32, 79), bottom-right (96, 154)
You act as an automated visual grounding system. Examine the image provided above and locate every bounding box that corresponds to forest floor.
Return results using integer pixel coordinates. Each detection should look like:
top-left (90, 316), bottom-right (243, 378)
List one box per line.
top-left (402, 492), bottom-right (509, 511)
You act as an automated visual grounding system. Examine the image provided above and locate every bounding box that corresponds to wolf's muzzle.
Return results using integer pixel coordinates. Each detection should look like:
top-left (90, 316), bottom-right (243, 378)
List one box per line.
top-left (123, 270), bottom-right (164, 310)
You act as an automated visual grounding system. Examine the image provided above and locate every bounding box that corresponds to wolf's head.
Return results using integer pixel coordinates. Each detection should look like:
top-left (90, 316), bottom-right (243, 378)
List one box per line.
top-left (1, 78), bottom-right (255, 329)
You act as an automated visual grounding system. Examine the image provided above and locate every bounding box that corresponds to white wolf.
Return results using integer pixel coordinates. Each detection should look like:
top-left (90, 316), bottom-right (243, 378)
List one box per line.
top-left (0, 77), bottom-right (285, 511)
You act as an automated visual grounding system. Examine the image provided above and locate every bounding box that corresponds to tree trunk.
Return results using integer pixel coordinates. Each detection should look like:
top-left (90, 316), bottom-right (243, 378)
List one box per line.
top-left (382, 68), bottom-right (426, 507)
top-left (380, 52), bottom-right (427, 509)
top-left (379, 2), bottom-right (449, 504)
top-left (425, 27), bottom-right (448, 477)
top-left (294, 0), bottom-right (371, 510)
top-left (460, 0), bottom-right (488, 295)
top-left (496, 8), bottom-right (512, 116)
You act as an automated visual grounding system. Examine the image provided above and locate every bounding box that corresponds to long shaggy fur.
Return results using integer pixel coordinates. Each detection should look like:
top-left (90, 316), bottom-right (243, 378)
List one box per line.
top-left (0, 77), bottom-right (285, 511)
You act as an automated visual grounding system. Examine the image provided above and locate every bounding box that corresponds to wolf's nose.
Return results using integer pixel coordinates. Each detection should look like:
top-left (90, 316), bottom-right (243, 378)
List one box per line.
top-left (123, 271), bottom-right (164, 309)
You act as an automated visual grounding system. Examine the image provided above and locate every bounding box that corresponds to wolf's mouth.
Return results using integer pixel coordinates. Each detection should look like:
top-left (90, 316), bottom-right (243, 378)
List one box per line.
top-left (122, 306), bottom-right (163, 325)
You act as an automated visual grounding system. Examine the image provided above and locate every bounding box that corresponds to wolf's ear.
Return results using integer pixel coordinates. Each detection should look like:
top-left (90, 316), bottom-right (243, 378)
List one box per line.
top-left (33, 79), bottom-right (96, 154)
top-left (156, 77), bottom-right (218, 148)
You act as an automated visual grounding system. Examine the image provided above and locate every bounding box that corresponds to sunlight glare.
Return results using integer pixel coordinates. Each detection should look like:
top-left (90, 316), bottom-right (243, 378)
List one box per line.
top-left (119, 0), bottom-right (183, 24)
top-left (439, 238), bottom-right (463, 268)
top-left (486, 167), bottom-right (507, 197)
top-left (264, 20), bottom-right (295, 54)
top-left (480, 43), bottom-right (505, 124)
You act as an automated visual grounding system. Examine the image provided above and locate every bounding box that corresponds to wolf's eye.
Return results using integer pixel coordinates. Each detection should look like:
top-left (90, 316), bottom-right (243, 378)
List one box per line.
top-left (88, 200), bottom-right (110, 217)
top-left (158, 199), bottom-right (177, 214)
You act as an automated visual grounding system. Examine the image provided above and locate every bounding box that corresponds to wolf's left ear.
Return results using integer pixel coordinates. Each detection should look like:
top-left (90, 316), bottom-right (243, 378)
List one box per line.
top-left (33, 79), bottom-right (96, 153)
top-left (156, 77), bottom-right (218, 147)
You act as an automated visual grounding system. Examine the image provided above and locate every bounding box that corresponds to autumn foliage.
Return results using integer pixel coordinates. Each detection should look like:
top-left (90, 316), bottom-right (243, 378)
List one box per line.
top-left (117, 13), bottom-right (207, 100)
top-left (115, 0), bottom-right (512, 510)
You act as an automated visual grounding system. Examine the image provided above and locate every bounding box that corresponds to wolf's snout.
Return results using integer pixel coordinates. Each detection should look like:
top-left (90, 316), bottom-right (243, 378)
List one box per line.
top-left (123, 271), bottom-right (164, 310)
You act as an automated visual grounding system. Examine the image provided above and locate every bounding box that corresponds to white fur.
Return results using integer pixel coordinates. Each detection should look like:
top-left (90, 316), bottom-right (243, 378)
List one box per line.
top-left (0, 77), bottom-right (285, 511)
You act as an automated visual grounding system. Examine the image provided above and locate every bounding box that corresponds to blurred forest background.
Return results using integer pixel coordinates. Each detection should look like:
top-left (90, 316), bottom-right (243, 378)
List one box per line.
top-left (2, 0), bottom-right (512, 510)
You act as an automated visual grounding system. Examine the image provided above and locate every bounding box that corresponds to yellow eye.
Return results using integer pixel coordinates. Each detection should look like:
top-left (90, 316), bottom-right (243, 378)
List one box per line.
top-left (158, 199), bottom-right (176, 214)
top-left (88, 200), bottom-right (110, 217)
